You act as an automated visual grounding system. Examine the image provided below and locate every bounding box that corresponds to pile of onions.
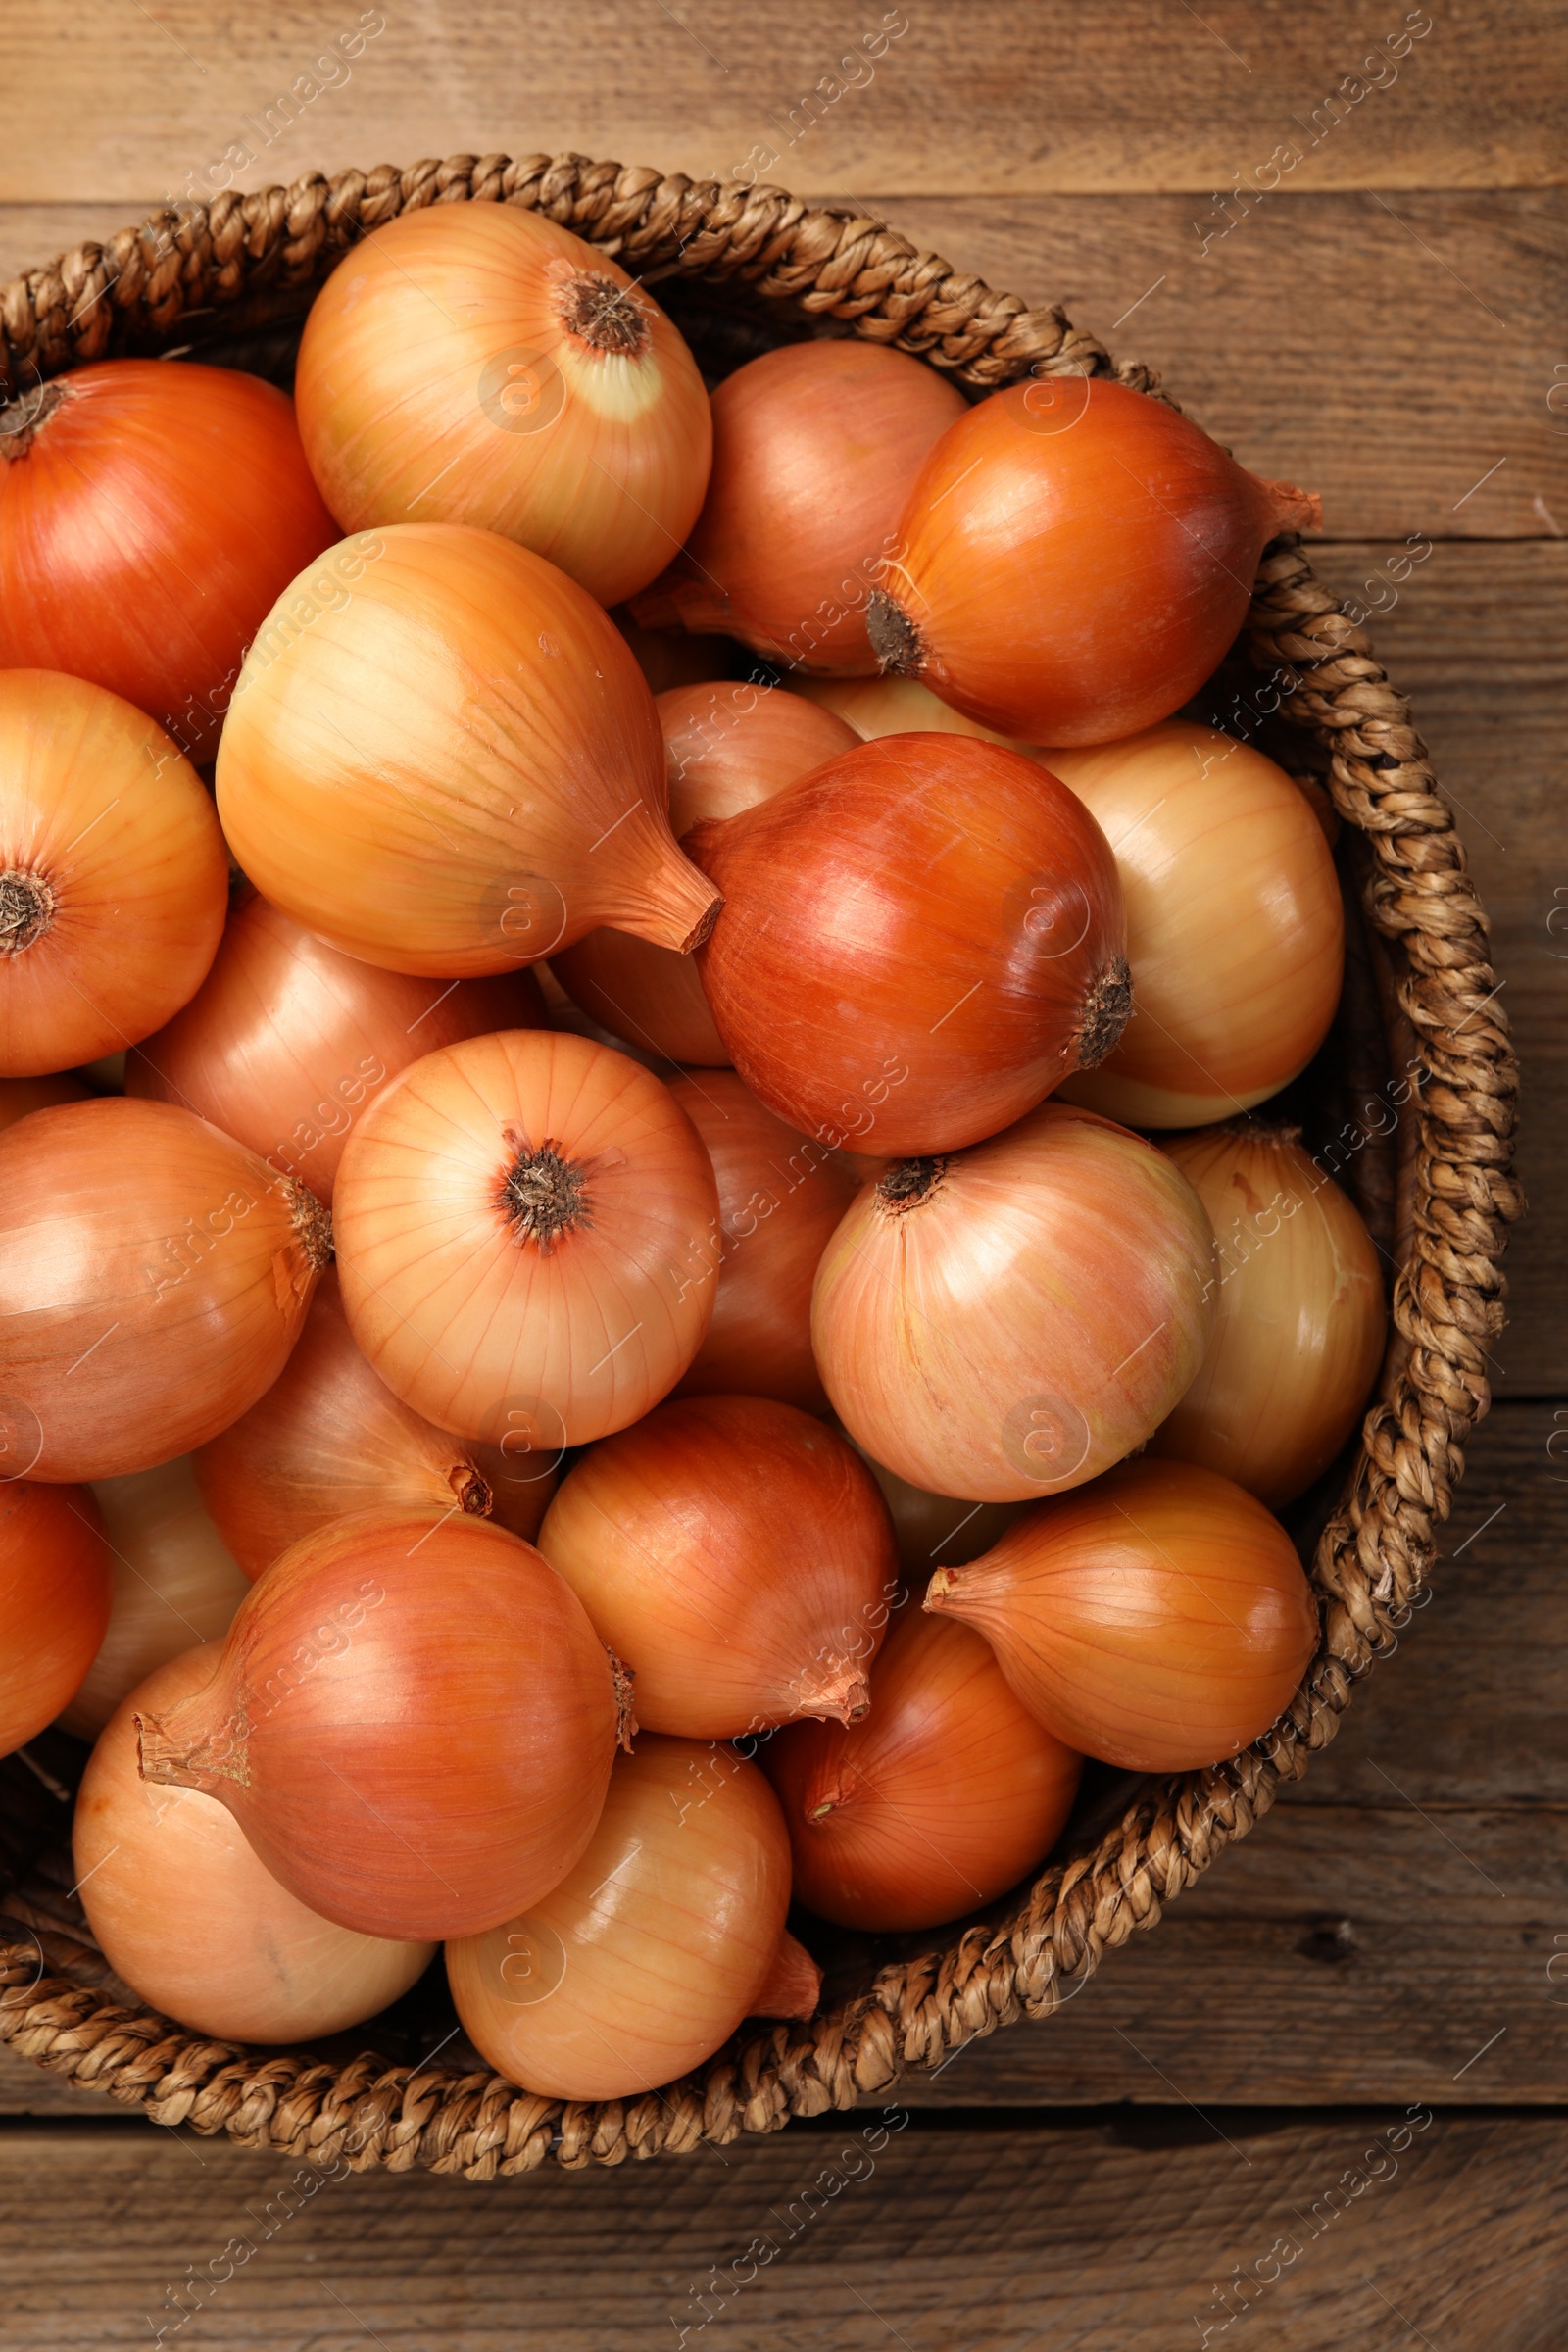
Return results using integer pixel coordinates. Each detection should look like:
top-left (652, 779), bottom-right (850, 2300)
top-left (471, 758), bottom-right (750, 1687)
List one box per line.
top-left (59, 1456), bottom-right (249, 1740)
top-left (689, 733), bottom-right (1130, 1155)
top-left (0, 360), bottom-right (335, 760)
top-left (537, 1395), bottom-right (899, 1737)
top-left (813, 1102), bottom-right (1215, 1501)
top-left (196, 1270), bottom-right (494, 1581)
top-left (868, 378), bottom-right (1322, 743)
top-left (1048, 722), bottom-right (1345, 1127)
top-left (215, 523), bottom-right (720, 978)
top-left (0, 671), bottom-right (227, 1076)
top-left (75, 1642), bottom-right (433, 2041)
top-left (0, 1071), bottom-right (87, 1132)
top-left (447, 1734), bottom-right (792, 2099)
top-left (136, 1509), bottom-right (628, 1941)
top-left (553, 681), bottom-right (858, 1064)
top-left (335, 1029), bottom-right (719, 1447)
top-left (0, 1098), bottom-right (329, 1481)
top-left (1152, 1125), bottom-right (1386, 1505)
top-left (850, 1445), bottom-right (1026, 1578)
top-left (926, 1458), bottom-right (1318, 1772)
top-left (667, 1072), bottom-right (858, 1410)
top-left (295, 205), bottom-right (711, 607)
top-left (765, 1606), bottom-right (1082, 1931)
top-left (0, 1477), bottom-right (111, 1754)
top-left (128, 891), bottom-right (544, 1202)
top-left (630, 339), bottom-right (967, 671)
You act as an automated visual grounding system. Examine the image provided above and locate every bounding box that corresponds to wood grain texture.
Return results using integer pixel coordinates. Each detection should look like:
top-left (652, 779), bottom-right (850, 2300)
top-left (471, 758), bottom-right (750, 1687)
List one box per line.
top-left (2, 2), bottom-right (1562, 207)
top-left (0, 2111), bottom-right (1558, 2349)
top-left (2, 191), bottom-right (1562, 539)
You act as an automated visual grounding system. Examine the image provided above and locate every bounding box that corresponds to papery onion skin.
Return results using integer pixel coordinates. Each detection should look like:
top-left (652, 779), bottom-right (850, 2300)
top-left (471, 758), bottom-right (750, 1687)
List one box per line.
top-left (0, 1073), bottom-right (88, 1132)
top-left (196, 1269), bottom-right (492, 1582)
top-left (446, 1734), bottom-right (791, 2099)
top-left (59, 1455), bottom-right (249, 1740)
top-left (786, 673), bottom-right (1019, 747)
top-left (1152, 1126), bottom-right (1386, 1507)
top-left (0, 671), bottom-right (228, 1077)
top-left (77, 1642), bottom-right (433, 2041)
top-left (127, 891), bottom-right (545, 1202)
top-left (848, 1442), bottom-right (1027, 1578)
top-left (554, 682), bottom-right (857, 1066)
top-left (335, 1029), bottom-right (719, 1448)
top-left (0, 1098), bottom-right (329, 1482)
top-left (136, 1509), bottom-right (626, 1941)
top-left (630, 340), bottom-right (967, 671)
top-left (296, 205), bottom-right (711, 607)
top-left (869, 379), bottom-right (1321, 744)
top-left (668, 1071), bottom-right (858, 1411)
top-left (690, 733), bottom-right (1130, 1156)
top-left (538, 1395), bottom-right (900, 1738)
top-left (812, 1102), bottom-right (1216, 1503)
top-left (0, 1478), bottom-right (112, 1754)
top-left (215, 523), bottom-right (720, 979)
top-left (0, 361), bottom-right (336, 761)
top-left (765, 1606), bottom-right (1082, 1931)
top-left (927, 1458), bottom-right (1318, 1773)
top-left (755, 1927), bottom-right (823, 2021)
top-left (1047, 722), bottom-right (1345, 1127)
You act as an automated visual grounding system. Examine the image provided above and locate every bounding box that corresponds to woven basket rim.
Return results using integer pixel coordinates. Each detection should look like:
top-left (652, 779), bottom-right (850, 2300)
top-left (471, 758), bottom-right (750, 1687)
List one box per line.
top-left (0, 154), bottom-right (1522, 2180)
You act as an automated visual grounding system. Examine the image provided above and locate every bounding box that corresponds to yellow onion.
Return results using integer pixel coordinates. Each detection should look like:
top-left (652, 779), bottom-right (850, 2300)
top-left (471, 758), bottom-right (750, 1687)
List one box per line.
top-left (334, 1029), bottom-right (719, 1447)
top-left (847, 1441), bottom-right (1027, 1578)
top-left (786, 673), bottom-right (1019, 745)
top-left (215, 523), bottom-right (720, 979)
top-left (1047, 722), bottom-right (1344, 1127)
top-left (75, 1642), bottom-right (432, 2041)
top-left (926, 1459), bottom-right (1318, 1773)
top-left (58, 1456), bottom-right (249, 1740)
top-left (1152, 1125), bottom-right (1386, 1506)
top-left (812, 1102), bottom-right (1215, 1502)
top-left (446, 1734), bottom-right (792, 2099)
top-left (295, 203), bottom-right (710, 607)
top-left (553, 681), bottom-right (857, 1066)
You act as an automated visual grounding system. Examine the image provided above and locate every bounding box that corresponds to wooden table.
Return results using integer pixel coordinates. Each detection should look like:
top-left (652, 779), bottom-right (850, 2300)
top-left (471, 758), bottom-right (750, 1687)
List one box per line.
top-left (3, 7), bottom-right (1565, 2343)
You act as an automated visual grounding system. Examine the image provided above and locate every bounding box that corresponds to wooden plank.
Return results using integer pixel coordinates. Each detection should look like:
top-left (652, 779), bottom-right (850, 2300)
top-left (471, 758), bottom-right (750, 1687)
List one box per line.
top-left (3, 191), bottom-right (1562, 543)
top-left (0, 2109), bottom-right (1557, 2349)
top-left (2, 3), bottom-right (1561, 209)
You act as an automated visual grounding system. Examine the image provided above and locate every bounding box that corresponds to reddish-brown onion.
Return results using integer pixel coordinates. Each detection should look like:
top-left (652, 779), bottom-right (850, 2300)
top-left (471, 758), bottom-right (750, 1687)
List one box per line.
top-left (812, 1102), bottom-right (1216, 1502)
top-left (869, 378), bottom-right (1321, 743)
top-left (128, 891), bottom-right (545, 1203)
top-left (335, 1030), bottom-right (719, 1447)
top-left (215, 523), bottom-right (720, 978)
top-left (0, 1098), bottom-right (330, 1481)
top-left (538, 1396), bottom-right (900, 1737)
top-left (75, 1642), bottom-right (433, 2041)
top-left (668, 1071), bottom-right (858, 1410)
top-left (755, 1927), bottom-right (823, 2020)
top-left (0, 360), bottom-right (336, 761)
top-left (765, 1606), bottom-right (1082, 1931)
top-left (553, 683), bottom-right (858, 1066)
top-left (689, 733), bottom-right (1130, 1154)
top-left (136, 1509), bottom-right (629, 1941)
top-left (60, 1455), bottom-right (249, 1740)
top-left (0, 670), bottom-right (228, 1077)
top-left (195, 1269), bottom-right (494, 1581)
top-left (446, 1735), bottom-right (792, 2098)
top-left (926, 1459), bottom-right (1318, 1772)
top-left (630, 339), bottom-right (968, 671)
top-left (0, 1478), bottom-right (111, 1754)
top-left (1152, 1125), bottom-right (1386, 1506)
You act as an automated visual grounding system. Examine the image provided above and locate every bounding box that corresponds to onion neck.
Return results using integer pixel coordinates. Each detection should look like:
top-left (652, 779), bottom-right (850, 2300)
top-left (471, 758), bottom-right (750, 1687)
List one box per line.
top-left (619, 838), bottom-right (723, 955)
top-left (1260, 478), bottom-right (1322, 535)
top-left (875, 1156), bottom-right (947, 1216)
top-left (0, 868), bottom-right (56, 956)
top-left (556, 271), bottom-right (652, 358)
top-left (451, 1460), bottom-right (492, 1516)
top-left (753, 1928), bottom-right (823, 2022)
top-left (792, 1652), bottom-right (872, 1727)
top-left (865, 589), bottom-right (926, 679)
top-left (0, 378), bottom-right (68, 460)
top-left (136, 1682), bottom-right (249, 1793)
top-left (281, 1179), bottom-right (334, 1271)
top-left (1075, 956), bottom-right (1133, 1070)
top-left (609, 1649), bottom-right (638, 1752)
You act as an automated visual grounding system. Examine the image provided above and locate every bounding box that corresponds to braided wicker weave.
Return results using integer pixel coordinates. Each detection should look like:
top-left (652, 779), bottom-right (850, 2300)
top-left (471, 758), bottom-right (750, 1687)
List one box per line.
top-left (0, 155), bottom-right (1521, 2179)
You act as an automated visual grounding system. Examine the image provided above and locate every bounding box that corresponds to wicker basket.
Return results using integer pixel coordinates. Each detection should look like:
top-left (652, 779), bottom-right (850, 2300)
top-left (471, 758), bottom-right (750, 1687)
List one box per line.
top-left (0, 154), bottom-right (1521, 2179)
